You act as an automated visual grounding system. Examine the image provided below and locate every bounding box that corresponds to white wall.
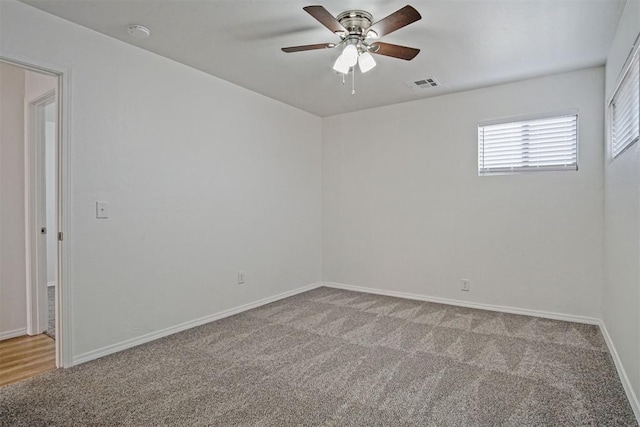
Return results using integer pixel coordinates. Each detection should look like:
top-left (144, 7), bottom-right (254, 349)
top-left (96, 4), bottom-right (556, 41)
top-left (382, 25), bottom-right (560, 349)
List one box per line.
top-left (0, 61), bottom-right (27, 339)
top-left (323, 67), bottom-right (605, 318)
top-left (0, 0), bottom-right (322, 359)
top-left (603, 0), bottom-right (640, 410)
top-left (25, 69), bottom-right (56, 101)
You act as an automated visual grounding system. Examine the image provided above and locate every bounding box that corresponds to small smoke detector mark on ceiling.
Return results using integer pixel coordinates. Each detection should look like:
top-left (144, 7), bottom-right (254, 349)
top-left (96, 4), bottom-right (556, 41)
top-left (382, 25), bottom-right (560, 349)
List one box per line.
top-left (405, 77), bottom-right (440, 91)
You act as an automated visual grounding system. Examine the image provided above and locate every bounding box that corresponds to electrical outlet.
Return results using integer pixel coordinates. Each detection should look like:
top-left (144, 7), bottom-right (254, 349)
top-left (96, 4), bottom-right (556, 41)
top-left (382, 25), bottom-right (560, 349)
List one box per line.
top-left (238, 271), bottom-right (245, 285)
top-left (461, 279), bottom-right (470, 292)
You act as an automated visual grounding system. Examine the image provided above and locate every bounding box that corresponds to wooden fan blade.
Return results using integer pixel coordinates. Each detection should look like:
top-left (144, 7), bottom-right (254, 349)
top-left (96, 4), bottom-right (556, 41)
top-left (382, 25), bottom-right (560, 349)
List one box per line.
top-left (370, 42), bottom-right (420, 60)
top-left (303, 5), bottom-right (347, 34)
top-left (281, 43), bottom-right (335, 53)
top-left (367, 5), bottom-right (421, 38)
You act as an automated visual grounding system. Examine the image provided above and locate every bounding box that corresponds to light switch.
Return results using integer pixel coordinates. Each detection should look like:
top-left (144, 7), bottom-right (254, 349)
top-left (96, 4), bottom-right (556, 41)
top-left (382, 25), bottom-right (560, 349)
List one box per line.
top-left (96, 201), bottom-right (109, 219)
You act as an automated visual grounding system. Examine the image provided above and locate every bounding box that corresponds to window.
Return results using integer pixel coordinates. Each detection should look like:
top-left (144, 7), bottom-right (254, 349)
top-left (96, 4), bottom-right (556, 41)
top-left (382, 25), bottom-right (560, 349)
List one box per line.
top-left (609, 47), bottom-right (639, 159)
top-left (478, 112), bottom-right (578, 175)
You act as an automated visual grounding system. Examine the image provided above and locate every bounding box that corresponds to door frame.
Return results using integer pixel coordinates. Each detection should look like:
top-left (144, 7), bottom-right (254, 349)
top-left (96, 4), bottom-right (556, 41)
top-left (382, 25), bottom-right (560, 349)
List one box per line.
top-left (0, 52), bottom-right (73, 368)
top-left (26, 89), bottom-right (56, 337)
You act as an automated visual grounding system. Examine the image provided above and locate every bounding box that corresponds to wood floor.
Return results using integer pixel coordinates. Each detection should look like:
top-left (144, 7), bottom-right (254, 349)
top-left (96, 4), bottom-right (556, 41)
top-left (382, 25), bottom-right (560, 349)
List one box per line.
top-left (0, 334), bottom-right (56, 388)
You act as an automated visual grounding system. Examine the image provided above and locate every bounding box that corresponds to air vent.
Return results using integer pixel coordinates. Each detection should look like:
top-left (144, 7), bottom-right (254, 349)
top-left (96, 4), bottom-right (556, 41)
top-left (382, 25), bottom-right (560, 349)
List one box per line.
top-left (405, 77), bottom-right (441, 91)
top-left (416, 78), bottom-right (439, 87)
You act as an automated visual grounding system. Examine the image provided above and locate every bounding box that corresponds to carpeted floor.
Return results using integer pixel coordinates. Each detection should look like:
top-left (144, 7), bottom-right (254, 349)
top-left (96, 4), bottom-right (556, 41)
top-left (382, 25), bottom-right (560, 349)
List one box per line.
top-left (45, 286), bottom-right (55, 339)
top-left (0, 287), bottom-right (636, 426)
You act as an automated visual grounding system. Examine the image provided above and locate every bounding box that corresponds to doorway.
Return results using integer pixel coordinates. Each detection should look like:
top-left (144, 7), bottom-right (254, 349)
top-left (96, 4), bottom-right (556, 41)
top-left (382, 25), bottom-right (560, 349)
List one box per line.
top-left (26, 87), bottom-right (57, 340)
top-left (0, 57), bottom-right (67, 384)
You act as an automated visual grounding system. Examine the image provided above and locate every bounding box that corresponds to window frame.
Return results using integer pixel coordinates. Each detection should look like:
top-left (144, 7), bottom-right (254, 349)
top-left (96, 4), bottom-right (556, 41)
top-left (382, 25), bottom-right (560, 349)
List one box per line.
top-left (477, 109), bottom-right (579, 176)
top-left (608, 43), bottom-right (640, 160)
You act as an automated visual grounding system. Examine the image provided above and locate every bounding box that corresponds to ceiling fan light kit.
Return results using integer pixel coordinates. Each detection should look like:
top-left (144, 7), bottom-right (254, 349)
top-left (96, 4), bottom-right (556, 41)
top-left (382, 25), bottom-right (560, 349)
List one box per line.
top-left (333, 54), bottom-right (350, 74)
top-left (282, 5), bottom-right (422, 93)
top-left (341, 44), bottom-right (359, 67)
top-left (358, 52), bottom-right (376, 73)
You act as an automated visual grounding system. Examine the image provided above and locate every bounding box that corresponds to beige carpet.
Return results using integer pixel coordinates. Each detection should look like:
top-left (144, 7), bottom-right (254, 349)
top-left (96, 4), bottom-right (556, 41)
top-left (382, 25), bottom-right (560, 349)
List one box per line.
top-left (0, 287), bottom-right (636, 425)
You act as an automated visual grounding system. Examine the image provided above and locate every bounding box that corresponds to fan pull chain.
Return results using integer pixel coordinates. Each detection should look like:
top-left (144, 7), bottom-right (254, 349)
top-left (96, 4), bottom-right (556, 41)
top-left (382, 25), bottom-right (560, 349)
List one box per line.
top-left (351, 68), bottom-right (355, 95)
top-left (342, 73), bottom-right (345, 85)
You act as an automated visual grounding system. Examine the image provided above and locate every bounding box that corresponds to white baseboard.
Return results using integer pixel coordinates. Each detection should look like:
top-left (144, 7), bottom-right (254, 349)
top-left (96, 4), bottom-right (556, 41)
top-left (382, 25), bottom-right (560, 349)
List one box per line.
top-left (598, 320), bottom-right (640, 421)
top-left (72, 282), bottom-right (322, 366)
top-left (0, 327), bottom-right (28, 341)
top-left (322, 282), bottom-right (600, 325)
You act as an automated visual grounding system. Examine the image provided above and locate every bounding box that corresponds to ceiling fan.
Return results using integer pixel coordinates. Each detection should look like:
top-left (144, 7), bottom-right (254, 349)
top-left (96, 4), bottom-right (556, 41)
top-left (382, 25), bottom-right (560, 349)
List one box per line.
top-left (282, 5), bottom-right (422, 75)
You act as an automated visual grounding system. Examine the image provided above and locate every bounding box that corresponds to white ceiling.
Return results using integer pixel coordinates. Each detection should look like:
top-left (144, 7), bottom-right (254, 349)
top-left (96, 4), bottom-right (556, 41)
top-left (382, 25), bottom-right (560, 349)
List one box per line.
top-left (20, 0), bottom-right (625, 117)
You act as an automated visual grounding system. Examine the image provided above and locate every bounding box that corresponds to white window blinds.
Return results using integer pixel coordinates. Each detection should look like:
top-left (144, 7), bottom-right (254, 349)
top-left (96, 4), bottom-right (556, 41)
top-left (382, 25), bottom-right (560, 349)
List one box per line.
top-left (478, 113), bottom-right (578, 175)
top-left (610, 49), bottom-right (639, 159)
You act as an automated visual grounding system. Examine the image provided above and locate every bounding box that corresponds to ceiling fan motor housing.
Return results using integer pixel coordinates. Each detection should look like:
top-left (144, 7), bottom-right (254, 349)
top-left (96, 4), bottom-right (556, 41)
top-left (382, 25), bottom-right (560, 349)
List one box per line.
top-left (336, 10), bottom-right (374, 37)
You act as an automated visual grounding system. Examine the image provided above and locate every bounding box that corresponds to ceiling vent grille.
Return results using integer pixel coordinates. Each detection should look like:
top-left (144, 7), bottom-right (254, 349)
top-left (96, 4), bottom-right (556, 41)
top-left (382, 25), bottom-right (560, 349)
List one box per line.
top-left (415, 78), bottom-right (439, 87)
top-left (405, 77), bottom-right (441, 92)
